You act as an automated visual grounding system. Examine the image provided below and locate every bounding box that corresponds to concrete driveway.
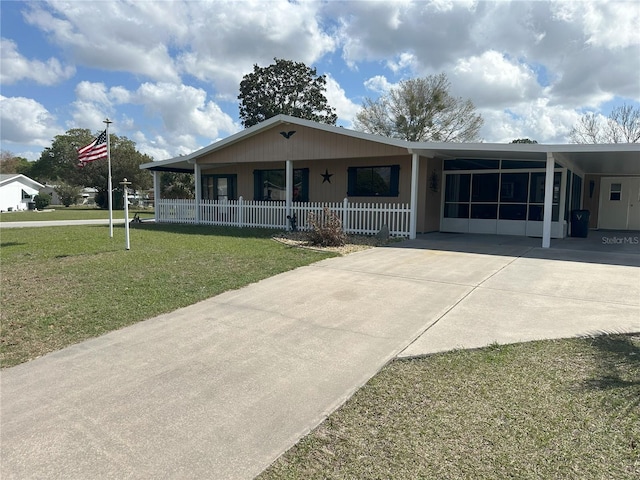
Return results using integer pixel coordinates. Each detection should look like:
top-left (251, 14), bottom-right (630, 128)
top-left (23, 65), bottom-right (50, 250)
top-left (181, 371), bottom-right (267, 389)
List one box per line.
top-left (1, 233), bottom-right (639, 479)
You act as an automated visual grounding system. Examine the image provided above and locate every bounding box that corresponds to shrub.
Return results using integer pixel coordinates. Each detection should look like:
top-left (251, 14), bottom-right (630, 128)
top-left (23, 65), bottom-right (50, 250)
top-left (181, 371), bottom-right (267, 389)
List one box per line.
top-left (306, 207), bottom-right (346, 247)
top-left (33, 193), bottom-right (51, 210)
top-left (95, 188), bottom-right (124, 210)
top-left (54, 182), bottom-right (81, 207)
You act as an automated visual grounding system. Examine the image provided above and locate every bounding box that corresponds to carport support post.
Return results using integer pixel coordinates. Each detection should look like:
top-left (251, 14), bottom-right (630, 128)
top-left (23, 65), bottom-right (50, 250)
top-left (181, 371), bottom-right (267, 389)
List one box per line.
top-left (542, 152), bottom-right (554, 248)
top-left (285, 160), bottom-right (293, 230)
top-left (409, 152), bottom-right (419, 239)
top-left (153, 171), bottom-right (160, 223)
top-left (194, 162), bottom-right (202, 224)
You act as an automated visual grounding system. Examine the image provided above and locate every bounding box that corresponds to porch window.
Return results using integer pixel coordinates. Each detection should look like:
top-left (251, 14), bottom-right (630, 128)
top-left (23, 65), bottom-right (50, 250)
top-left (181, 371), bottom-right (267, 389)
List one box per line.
top-left (347, 165), bottom-right (400, 197)
top-left (253, 169), bottom-right (309, 202)
top-left (610, 183), bottom-right (622, 201)
top-left (528, 172), bottom-right (561, 221)
top-left (499, 173), bottom-right (528, 220)
top-left (444, 159), bottom-right (499, 170)
top-left (471, 173), bottom-right (499, 219)
top-left (202, 175), bottom-right (236, 201)
top-left (444, 173), bottom-right (470, 218)
top-left (444, 171), bottom-right (561, 221)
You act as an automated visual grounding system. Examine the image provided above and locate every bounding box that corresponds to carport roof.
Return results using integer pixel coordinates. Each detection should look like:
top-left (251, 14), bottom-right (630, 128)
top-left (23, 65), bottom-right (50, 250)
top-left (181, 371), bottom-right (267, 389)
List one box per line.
top-left (140, 115), bottom-right (640, 175)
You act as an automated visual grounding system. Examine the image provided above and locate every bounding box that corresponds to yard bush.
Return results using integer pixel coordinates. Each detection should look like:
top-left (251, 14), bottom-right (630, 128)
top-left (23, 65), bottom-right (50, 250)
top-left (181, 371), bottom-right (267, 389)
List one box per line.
top-left (306, 207), bottom-right (346, 247)
top-left (33, 193), bottom-right (51, 210)
top-left (95, 188), bottom-right (124, 210)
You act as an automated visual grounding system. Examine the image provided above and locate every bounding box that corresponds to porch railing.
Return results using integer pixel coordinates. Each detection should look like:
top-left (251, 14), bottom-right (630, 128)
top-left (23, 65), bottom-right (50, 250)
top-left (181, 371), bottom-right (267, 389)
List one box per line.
top-left (157, 197), bottom-right (411, 237)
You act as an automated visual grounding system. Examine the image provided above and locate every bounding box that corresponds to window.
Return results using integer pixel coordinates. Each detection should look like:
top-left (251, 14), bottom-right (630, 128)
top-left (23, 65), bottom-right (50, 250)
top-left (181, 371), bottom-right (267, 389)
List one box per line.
top-left (444, 170), bottom-right (562, 222)
top-left (500, 173), bottom-right (529, 203)
top-left (499, 173), bottom-right (528, 220)
top-left (610, 183), bottom-right (622, 201)
top-left (471, 173), bottom-right (499, 202)
top-left (470, 173), bottom-right (499, 219)
top-left (444, 159), bottom-right (499, 170)
top-left (501, 160), bottom-right (547, 169)
top-left (202, 175), bottom-right (236, 201)
top-left (253, 169), bottom-right (309, 201)
top-left (347, 165), bottom-right (399, 197)
top-left (528, 172), bottom-right (561, 221)
top-left (444, 174), bottom-right (470, 218)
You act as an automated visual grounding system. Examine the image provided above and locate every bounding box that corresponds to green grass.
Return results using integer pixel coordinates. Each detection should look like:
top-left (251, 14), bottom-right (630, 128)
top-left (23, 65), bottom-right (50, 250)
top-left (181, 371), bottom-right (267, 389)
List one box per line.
top-left (0, 224), bottom-right (334, 367)
top-left (0, 206), bottom-right (154, 222)
top-left (259, 336), bottom-right (640, 480)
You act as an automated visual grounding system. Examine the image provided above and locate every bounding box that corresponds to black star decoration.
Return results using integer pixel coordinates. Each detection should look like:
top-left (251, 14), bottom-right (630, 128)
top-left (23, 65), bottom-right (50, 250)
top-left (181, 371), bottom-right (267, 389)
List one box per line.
top-left (321, 169), bottom-right (333, 183)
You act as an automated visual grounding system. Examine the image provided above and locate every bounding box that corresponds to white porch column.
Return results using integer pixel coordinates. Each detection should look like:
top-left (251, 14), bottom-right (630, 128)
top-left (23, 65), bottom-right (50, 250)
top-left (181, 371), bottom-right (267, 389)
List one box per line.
top-left (194, 162), bottom-right (202, 224)
top-left (285, 160), bottom-right (293, 230)
top-left (153, 170), bottom-right (160, 223)
top-left (542, 152), bottom-right (554, 248)
top-left (409, 152), bottom-right (419, 239)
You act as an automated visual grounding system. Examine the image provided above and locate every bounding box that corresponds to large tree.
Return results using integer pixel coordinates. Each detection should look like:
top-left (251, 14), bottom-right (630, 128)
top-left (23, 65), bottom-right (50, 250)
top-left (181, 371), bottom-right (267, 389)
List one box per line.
top-left (353, 73), bottom-right (483, 142)
top-left (0, 151), bottom-right (32, 176)
top-left (569, 104), bottom-right (640, 143)
top-left (30, 129), bottom-right (152, 207)
top-left (30, 129), bottom-right (93, 184)
top-left (238, 58), bottom-right (337, 128)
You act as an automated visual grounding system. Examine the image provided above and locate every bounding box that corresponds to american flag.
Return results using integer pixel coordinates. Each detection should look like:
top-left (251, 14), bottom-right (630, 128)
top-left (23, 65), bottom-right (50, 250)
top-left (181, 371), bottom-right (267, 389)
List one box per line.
top-left (77, 130), bottom-right (108, 166)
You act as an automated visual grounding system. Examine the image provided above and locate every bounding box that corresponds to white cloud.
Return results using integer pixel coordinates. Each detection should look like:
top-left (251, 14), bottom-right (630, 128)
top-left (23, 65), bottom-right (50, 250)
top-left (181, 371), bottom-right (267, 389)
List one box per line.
top-left (0, 38), bottom-right (75, 85)
top-left (386, 52), bottom-right (417, 74)
top-left (22, 0), bottom-right (337, 96)
top-left (69, 82), bottom-right (240, 148)
top-left (324, 74), bottom-right (361, 126)
top-left (479, 100), bottom-right (582, 144)
top-left (451, 50), bottom-right (542, 108)
top-left (554, 1), bottom-right (640, 49)
top-left (133, 83), bottom-right (237, 140)
top-left (0, 95), bottom-right (62, 146)
top-left (177, 0), bottom-right (336, 97)
top-left (23, 2), bottom-right (181, 82)
top-left (363, 76), bottom-right (396, 94)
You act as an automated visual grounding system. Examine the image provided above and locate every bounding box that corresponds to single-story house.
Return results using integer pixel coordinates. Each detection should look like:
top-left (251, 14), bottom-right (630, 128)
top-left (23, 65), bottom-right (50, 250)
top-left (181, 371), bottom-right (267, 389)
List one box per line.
top-left (140, 114), bottom-right (640, 248)
top-left (0, 174), bottom-right (44, 212)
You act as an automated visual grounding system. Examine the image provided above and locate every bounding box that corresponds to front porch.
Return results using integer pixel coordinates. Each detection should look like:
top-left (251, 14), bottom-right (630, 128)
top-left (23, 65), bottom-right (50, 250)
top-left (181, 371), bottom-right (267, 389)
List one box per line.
top-left (156, 197), bottom-right (411, 236)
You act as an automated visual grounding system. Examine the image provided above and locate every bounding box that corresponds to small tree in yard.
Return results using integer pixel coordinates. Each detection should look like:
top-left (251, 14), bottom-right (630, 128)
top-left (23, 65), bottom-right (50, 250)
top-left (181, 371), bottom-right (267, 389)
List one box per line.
top-left (55, 182), bottom-right (81, 207)
top-left (306, 208), bottom-right (346, 247)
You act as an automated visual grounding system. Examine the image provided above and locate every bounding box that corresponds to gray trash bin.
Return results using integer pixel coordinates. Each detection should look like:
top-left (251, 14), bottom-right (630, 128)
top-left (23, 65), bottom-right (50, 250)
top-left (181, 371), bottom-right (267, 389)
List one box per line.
top-left (571, 210), bottom-right (590, 238)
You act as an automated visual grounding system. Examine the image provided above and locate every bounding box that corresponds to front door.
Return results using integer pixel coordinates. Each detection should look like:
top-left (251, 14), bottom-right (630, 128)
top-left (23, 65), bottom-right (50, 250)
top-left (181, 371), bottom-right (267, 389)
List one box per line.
top-left (598, 177), bottom-right (640, 230)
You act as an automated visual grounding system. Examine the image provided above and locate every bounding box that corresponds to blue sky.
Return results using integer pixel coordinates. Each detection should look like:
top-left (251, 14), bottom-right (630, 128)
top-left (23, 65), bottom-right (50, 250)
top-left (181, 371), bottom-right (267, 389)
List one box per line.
top-left (1, 0), bottom-right (639, 161)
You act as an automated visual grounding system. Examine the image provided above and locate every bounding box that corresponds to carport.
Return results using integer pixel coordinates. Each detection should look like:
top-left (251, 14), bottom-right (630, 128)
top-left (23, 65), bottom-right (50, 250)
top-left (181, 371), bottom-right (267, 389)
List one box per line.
top-left (410, 142), bottom-right (640, 248)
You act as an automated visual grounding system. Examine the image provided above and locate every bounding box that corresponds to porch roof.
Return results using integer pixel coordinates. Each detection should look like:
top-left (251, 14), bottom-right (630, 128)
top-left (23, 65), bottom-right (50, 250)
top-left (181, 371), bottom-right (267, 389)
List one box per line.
top-left (409, 142), bottom-right (640, 175)
top-left (140, 116), bottom-right (640, 175)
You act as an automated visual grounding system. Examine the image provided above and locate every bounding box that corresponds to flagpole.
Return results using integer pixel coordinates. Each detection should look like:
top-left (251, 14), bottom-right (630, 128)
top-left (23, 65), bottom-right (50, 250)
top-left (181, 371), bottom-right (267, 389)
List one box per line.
top-left (104, 118), bottom-right (113, 238)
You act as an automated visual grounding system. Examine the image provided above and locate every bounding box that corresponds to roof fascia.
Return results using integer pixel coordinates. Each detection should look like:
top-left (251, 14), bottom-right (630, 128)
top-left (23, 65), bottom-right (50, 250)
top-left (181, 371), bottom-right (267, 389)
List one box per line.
top-left (0, 174), bottom-right (44, 189)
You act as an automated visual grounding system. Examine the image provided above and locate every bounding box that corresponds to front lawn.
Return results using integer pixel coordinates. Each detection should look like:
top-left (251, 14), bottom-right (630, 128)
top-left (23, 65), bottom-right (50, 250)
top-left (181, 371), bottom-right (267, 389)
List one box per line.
top-left (0, 206), bottom-right (154, 222)
top-left (0, 224), bottom-right (334, 367)
top-left (259, 336), bottom-right (640, 479)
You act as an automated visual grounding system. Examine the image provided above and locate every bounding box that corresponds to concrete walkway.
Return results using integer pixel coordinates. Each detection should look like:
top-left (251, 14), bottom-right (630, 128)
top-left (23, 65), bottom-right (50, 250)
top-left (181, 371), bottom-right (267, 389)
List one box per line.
top-left (1, 234), bottom-right (639, 479)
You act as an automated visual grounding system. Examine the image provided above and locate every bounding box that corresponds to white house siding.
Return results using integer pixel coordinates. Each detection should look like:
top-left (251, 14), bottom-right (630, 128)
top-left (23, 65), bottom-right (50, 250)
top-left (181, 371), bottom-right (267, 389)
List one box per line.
top-left (0, 175), bottom-right (44, 212)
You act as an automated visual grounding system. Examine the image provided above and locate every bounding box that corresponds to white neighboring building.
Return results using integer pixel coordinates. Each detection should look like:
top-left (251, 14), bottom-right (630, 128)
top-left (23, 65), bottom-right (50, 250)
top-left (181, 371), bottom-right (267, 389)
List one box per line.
top-left (0, 174), bottom-right (44, 212)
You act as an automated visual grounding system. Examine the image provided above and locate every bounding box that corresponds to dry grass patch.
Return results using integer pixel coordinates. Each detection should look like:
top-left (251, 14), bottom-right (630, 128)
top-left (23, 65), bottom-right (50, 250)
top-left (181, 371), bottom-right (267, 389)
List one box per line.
top-left (259, 336), bottom-right (640, 480)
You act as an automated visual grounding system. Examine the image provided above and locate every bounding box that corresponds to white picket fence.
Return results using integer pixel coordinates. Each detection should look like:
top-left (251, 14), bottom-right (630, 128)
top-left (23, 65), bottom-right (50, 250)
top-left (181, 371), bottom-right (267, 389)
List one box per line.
top-left (156, 197), bottom-right (411, 236)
